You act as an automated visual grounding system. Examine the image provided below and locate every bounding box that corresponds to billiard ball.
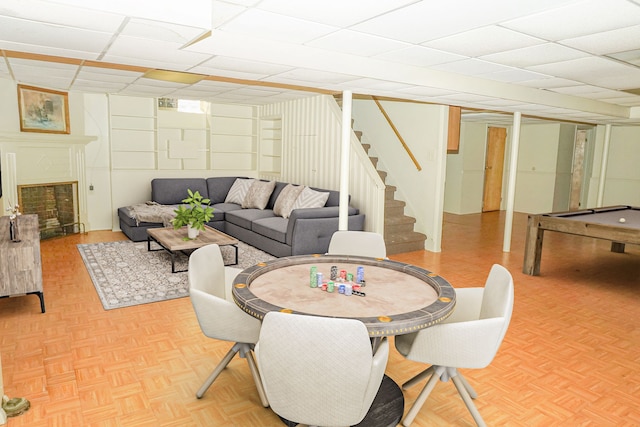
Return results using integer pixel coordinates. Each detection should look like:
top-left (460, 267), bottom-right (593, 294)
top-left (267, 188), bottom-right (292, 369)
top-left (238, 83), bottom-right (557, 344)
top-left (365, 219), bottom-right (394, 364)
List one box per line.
top-left (619, 218), bottom-right (626, 223)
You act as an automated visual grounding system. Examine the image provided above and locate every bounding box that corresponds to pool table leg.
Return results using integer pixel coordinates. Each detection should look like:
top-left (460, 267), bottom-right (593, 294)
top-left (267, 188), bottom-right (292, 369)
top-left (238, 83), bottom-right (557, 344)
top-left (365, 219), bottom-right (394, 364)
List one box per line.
top-left (523, 214), bottom-right (544, 276)
top-left (611, 242), bottom-right (626, 253)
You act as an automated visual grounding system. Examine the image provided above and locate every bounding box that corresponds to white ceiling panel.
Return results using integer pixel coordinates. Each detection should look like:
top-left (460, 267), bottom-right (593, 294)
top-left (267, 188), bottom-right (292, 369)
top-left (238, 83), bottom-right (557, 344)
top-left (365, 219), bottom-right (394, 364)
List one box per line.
top-left (502, 0), bottom-right (640, 41)
top-left (306, 30), bottom-right (408, 57)
top-left (121, 19), bottom-right (205, 44)
top-left (374, 45), bottom-right (468, 68)
top-left (430, 59), bottom-right (514, 76)
top-left (53, 0), bottom-right (213, 28)
top-left (255, 0), bottom-right (415, 27)
top-left (0, 0), bottom-right (124, 32)
top-left (1, 0), bottom-right (640, 124)
top-left (219, 8), bottom-right (337, 44)
top-left (480, 43), bottom-right (587, 68)
top-left (0, 16), bottom-right (112, 53)
top-left (561, 25), bottom-right (640, 55)
top-left (423, 26), bottom-right (544, 57)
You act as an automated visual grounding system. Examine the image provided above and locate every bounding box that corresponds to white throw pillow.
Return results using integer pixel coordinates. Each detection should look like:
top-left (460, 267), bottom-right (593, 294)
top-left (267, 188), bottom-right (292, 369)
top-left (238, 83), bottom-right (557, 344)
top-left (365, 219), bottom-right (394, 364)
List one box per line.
top-left (291, 186), bottom-right (330, 211)
top-left (242, 180), bottom-right (276, 210)
top-left (273, 184), bottom-right (304, 218)
top-left (225, 178), bottom-right (255, 205)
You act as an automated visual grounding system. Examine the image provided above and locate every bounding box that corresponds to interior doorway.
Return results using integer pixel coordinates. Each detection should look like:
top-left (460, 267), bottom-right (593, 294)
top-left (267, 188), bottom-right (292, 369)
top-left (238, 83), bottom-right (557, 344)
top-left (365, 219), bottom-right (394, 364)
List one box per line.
top-left (482, 127), bottom-right (507, 212)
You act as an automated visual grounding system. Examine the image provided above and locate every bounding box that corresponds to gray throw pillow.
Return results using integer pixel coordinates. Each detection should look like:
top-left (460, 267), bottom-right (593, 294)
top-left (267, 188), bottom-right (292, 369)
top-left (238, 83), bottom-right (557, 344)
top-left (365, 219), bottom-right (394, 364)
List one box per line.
top-left (242, 180), bottom-right (277, 210)
top-left (273, 183), bottom-right (304, 218)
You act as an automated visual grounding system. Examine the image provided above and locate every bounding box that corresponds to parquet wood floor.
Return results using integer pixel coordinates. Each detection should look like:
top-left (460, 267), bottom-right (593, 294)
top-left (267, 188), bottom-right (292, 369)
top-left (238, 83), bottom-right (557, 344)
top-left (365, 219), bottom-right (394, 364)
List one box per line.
top-left (1, 211), bottom-right (638, 426)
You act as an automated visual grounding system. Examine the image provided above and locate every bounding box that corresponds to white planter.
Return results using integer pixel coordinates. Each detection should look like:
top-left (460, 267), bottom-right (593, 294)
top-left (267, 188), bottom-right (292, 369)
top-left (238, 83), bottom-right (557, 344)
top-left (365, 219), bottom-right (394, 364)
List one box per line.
top-left (187, 225), bottom-right (200, 239)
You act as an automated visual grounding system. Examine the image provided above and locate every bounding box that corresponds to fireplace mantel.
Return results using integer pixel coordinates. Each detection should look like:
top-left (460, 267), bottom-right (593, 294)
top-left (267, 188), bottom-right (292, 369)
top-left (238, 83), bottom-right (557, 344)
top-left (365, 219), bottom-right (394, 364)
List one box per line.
top-left (0, 131), bottom-right (96, 145)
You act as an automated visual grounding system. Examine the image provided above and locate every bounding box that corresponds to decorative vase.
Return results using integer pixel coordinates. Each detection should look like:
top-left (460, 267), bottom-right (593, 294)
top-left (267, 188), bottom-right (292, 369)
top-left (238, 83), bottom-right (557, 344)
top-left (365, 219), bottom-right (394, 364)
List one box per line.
top-left (187, 225), bottom-right (199, 239)
top-left (9, 217), bottom-right (21, 243)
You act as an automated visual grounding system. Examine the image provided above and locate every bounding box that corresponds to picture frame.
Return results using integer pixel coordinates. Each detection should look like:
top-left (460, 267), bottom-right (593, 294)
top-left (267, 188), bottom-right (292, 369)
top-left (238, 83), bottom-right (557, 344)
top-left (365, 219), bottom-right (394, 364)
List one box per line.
top-left (17, 84), bottom-right (70, 134)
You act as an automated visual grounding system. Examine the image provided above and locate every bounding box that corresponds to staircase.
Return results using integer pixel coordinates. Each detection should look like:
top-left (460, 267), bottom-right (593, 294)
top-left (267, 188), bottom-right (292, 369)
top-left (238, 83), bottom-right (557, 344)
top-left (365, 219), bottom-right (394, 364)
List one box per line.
top-left (357, 132), bottom-right (427, 255)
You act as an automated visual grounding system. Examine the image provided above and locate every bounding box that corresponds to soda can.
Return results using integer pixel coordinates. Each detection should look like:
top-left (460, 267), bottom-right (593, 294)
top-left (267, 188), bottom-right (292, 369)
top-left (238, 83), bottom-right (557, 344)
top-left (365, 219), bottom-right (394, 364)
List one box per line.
top-left (347, 273), bottom-right (354, 282)
top-left (316, 272), bottom-right (324, 285)
top-left (327, 281), bottom-right (335, 293)
top-left (338, 284), bottom-right (345, 294)
top-left (339, 269), bottom-right (347, 280)
top-left (344, 284), bottom-right (353, 296)
top-left (310, 266), bottom-right (318, 288)
top-left (321, 283), bottom-right (327, 291)
top-left (330, 265), bottom-right (338, 280)
top-left (356, 266), bottom-right (364, 283)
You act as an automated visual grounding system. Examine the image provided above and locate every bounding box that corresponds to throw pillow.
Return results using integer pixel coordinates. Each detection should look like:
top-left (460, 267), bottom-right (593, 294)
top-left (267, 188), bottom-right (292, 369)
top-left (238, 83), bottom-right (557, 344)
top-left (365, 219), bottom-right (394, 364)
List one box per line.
top-left (273, 183), bottom-right (304, 219)
top-left (242, 180), bottom-right (277, 210)
top-left (291, 186), bottom-right (330, 211)
top-left (225, 178), bottom-right (255, 205)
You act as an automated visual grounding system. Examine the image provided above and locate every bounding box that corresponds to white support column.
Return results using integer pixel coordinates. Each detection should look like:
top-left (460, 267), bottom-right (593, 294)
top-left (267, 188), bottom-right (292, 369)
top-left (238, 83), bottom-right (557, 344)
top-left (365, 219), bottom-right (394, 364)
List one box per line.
top-left (503, 112), bottom-right (521, 252)
top-left (339, 90), bottom-right (352, 230)
top-left (596, 124), bottom-right (612, 207)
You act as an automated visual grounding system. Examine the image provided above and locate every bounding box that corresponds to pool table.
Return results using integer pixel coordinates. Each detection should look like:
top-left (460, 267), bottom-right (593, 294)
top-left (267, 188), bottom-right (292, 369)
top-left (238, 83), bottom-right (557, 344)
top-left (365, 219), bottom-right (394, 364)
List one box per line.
top-left (523, 205), bottom-right (640, 276)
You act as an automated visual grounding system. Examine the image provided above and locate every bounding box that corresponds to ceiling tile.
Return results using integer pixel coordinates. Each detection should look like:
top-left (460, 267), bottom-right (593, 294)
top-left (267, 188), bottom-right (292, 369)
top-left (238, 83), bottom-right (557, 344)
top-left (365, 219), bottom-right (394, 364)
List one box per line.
top-left (481, 68), bottom-right (550, 83)
top-left (374, 45), bottom-right (468, 67)
top-left (351, 0), bottom-right (576, 43)
top-left (480, 43), bottom-right (587, 68)
top-left (561, 25), bottom-right (640, 55)
top-left (502, 0), bottom-right (640, 41)
top-left (121, 19), bottom-right (205, 44)
top-left (306, 30), bottom-right (408, 57)
top-left (191, 56), bottom-right (292, 77)
top-left (220, 8), bottom-right (337, 44)
top-left (53, 0), bottom-right (213, 28)
top-left (255, 0), bottom-right (415, 27)
top-left (0, 16), bottom-right (113, 53)
top-left (423, 25), bottom-right (544, 57)
top-left (0, 41), bottom-right (99, 61)
top-left (527, 56), bottom-right (640, 89)
top-left (430, 58), bottom-right (513, 76)
top-left (267, 68), bottom-right (358, 85)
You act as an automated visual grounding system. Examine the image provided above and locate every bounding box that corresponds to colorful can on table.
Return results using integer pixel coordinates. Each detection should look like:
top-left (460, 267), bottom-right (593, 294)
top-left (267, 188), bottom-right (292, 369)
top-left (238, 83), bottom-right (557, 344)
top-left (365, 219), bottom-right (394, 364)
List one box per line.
top-left (327, 281), bottom-right (335, 293)
top-left (330, 265), bottom-right (338, 280)
top-left (310, 266), bottom-right (318, 288)
top-left (339, 269), bottom-right (347, 280)
top-left (316, 272), bottom-right (323, 286)
top-left (356, 266), bottom-right (364, 283)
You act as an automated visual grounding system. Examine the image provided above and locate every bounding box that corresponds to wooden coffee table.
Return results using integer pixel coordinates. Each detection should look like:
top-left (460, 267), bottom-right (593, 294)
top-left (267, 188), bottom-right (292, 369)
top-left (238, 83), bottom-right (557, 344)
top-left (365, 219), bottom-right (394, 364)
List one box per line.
top-left (147, 225), bottom-right (239, 273)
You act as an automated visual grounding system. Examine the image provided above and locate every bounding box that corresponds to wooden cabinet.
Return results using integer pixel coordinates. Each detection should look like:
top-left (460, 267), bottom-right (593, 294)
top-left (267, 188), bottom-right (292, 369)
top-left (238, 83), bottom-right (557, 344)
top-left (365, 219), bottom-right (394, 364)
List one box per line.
top-left (0, 214), bottom-right (45, 313)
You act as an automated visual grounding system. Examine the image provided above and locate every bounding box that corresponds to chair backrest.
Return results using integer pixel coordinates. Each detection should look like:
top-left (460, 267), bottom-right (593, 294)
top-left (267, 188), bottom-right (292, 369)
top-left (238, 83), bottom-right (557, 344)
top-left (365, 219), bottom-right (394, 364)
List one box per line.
top-left (188, 244), bottom-right (227, 299)
top-left (188, 244), bottom-right (261, 344)
top-left (256, 312), bottom-right (389, 426)
top-left (327, 230), bottom-right (387, 258)
top-left (479, 264), bottom-right (515, 347)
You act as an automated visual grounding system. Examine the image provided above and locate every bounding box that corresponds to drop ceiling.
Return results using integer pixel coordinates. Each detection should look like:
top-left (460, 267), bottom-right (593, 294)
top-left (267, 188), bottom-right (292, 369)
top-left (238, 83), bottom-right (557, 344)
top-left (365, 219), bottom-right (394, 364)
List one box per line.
top-left (2, 0), bottom-right (640, 125)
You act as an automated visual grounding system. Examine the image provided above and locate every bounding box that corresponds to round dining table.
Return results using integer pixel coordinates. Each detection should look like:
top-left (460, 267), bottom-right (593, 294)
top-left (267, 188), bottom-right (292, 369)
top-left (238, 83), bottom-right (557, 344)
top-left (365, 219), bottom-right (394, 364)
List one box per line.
top-left (232, 254), bottom-right (457, 427)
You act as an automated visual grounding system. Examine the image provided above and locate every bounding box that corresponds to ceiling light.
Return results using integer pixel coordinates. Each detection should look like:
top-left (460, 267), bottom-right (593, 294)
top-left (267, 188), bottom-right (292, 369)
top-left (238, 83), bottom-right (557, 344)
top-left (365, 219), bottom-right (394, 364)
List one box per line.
top-left (142, 69), bottom-right (206, 84)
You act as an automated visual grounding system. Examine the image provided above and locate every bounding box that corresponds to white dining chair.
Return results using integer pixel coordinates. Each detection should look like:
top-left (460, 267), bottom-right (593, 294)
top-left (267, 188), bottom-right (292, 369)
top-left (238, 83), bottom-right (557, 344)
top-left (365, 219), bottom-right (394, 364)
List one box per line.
top-left (188, 244), bottom-right (268, 407)
top-left (394, 264), bottom-right (515, 426)
top-left (327, 230), bottom-right (387, 258)
top-left (255, 311), bottom-right (389, 426)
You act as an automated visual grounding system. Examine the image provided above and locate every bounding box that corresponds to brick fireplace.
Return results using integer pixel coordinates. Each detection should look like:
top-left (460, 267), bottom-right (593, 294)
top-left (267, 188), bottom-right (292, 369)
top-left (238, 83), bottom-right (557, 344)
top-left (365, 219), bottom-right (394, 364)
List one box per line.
top-left (18, 181), bottom-right (80, 239)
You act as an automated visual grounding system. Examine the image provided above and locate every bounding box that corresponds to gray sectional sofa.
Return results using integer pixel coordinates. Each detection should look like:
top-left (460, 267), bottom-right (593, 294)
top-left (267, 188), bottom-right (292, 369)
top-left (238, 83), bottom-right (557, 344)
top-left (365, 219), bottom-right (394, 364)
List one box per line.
top-left (117, 177), bottom-right (365, 257)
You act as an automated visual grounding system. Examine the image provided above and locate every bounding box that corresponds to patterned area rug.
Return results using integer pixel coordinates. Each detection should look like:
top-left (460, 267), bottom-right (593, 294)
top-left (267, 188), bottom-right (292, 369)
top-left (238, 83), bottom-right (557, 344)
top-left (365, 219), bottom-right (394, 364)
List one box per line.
top-left (77, 240), bottom-right (276, 310)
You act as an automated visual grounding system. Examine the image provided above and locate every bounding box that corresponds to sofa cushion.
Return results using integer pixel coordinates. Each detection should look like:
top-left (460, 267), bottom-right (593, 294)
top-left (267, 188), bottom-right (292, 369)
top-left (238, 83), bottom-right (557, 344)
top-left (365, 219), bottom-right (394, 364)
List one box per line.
top-left (273, 183), bottom-right (304, 218)
top-left (210, 202), bottom-right (243, 221)
top-left (225, 178), bottom-right (255, 204)
top-left (226, 208), bottom-right (276, 230)
top-left (151, 178), bottom-right (208, 205)
top-left (252, 216), bottom-right (288, 243)
top-left (291, 186), bottom-right (330, 210)
top-left (242, 180), bottom-right (276, 209)
top-left (207, 176), bottom-right (241, 204)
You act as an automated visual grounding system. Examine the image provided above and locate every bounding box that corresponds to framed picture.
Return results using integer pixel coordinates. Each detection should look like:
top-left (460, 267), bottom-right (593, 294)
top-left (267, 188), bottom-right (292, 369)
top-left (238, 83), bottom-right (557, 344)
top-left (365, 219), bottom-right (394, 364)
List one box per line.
top-left (17, 84), bottom-right (70, 134)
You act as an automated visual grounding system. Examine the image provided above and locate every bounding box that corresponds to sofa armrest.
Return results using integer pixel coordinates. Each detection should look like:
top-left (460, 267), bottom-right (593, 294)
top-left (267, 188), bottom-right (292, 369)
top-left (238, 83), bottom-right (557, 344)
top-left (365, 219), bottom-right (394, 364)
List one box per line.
top-left (286, 207), bottom-right (364, 255)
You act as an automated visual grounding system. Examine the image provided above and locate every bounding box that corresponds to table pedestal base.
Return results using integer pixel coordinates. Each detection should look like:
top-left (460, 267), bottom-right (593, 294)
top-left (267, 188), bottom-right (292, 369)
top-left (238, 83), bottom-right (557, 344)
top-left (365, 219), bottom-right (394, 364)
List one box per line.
top-left (279, 375), bottom-right (404, 427)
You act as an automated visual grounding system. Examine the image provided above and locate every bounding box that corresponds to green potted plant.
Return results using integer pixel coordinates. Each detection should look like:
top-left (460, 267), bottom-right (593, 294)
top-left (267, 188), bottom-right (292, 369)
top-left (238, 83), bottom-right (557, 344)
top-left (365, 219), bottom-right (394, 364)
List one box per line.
top-left (171, 189), bottom-right (214, 239)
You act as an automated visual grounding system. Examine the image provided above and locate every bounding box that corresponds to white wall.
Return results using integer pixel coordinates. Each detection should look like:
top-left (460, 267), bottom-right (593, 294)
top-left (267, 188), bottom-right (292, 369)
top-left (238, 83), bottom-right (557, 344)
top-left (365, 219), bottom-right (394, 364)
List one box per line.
top-left (444, 122), bottom-right (490, 214)
top-left (261, 95), bottom-right (386, 234)
top-left (351, 99), bottom-right (449, 251)
top-left (588, 125), bottom-right (640, 206)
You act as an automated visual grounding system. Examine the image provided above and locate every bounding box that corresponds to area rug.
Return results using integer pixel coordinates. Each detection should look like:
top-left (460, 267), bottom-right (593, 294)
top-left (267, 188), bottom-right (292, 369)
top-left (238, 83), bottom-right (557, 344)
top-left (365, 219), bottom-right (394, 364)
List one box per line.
top-left (77, 240), bottom-right (276, 310)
